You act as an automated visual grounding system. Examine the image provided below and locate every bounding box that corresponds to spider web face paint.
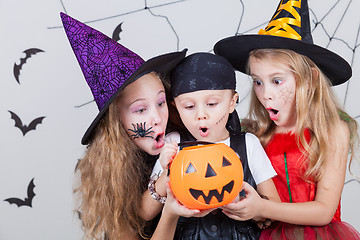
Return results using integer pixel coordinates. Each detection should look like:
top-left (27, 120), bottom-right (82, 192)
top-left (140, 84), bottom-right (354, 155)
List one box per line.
top-left (128, 122), bottom-right (154, 139)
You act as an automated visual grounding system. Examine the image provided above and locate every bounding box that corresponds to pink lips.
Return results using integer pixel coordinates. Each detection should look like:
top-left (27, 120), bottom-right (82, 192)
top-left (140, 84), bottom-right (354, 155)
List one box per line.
top-left (267, 108), bottom-right (279, 121)
top-left (199, 127), bottom-right (209, 137)
top-left (154, 133), bottom-right (165, 149)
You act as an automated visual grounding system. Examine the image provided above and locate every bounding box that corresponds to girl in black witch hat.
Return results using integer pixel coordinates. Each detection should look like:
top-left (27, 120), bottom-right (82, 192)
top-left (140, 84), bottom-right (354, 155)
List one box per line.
top-left (214, 0), bottom-right (360, 239)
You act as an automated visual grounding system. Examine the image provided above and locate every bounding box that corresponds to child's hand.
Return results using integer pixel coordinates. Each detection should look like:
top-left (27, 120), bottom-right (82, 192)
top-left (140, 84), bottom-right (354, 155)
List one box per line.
top-left (162, 182), bottom-right (199, 218)
top-left (159, 141), bottom-right (178, 171)
top-left (230, 193), bottom-right (245, 203)
top-left (220, 182), bottom-right (264, 221)
top-left (163, 182), bottom-right (214, 218)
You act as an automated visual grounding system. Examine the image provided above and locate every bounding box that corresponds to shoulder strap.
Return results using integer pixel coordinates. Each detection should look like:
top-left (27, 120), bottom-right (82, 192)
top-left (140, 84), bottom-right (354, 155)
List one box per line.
top-left (179, 131), bottom-right (196, 150)
top-left (230, 132), bottom-right (257, 190)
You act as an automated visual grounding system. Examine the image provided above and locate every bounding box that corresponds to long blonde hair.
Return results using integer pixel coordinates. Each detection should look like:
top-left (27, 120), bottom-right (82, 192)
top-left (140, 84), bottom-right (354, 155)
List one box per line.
top-left (243, 48), bottom-right (358, 181)
top-left (74, 77), bottom-right (161, 239)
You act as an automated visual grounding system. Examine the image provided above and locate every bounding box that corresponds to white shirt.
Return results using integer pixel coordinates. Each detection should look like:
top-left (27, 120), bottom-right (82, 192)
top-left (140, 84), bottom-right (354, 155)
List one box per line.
top-left (152, 131), bottom-right (276, 185)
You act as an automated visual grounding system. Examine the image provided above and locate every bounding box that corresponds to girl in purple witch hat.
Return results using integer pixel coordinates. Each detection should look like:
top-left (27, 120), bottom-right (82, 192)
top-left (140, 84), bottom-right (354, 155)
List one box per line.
top-left (61, 12), bottom-right (187, 239)
top-left (214, 0), bottom-right (360, 239)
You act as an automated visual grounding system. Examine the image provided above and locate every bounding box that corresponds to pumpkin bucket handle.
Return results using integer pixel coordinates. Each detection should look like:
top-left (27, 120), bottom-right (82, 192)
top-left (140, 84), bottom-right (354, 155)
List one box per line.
top-left (178, 141), bottom-right (214, 147)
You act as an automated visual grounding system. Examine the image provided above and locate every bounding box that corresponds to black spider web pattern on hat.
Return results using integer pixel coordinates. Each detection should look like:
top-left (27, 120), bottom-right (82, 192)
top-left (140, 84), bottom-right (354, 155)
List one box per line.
top-left (61, 12), bottom-right (145, 111)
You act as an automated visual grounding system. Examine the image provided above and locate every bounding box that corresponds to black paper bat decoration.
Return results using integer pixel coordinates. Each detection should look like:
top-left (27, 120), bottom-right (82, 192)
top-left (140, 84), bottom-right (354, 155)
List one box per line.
top-left (8, 110), bottom-right (45, 136)
top-left (112, 22), bottom-right (123, 42)
top-left (4, 178), bottom-right (36, 207)
top-left (13, 48), bottom-right (44, 84)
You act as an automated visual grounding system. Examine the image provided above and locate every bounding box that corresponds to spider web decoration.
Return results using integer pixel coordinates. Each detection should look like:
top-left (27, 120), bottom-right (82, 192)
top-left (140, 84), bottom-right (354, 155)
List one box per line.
top-left (57, 0), bottom-right (360, 115)
top-left (3, 1), bottom-right (360, 239)
top-left (308, 0), bottom-right (360, 111)
top-left (57, 0), bottom-right (360, 168)
top-left (55, 0), bottom-right (360, 168)
top-left (51, 0), bottom-right (185, 50)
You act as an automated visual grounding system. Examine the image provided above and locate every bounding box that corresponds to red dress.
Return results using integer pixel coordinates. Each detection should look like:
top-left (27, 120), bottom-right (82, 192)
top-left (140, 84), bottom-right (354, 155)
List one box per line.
top-left (260, 131), bottom-right (360, 240)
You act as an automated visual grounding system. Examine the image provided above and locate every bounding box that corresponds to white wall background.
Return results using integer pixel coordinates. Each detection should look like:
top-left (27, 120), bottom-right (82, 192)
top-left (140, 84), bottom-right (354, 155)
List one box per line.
top-left (0, 0), bottom-right (359, 239)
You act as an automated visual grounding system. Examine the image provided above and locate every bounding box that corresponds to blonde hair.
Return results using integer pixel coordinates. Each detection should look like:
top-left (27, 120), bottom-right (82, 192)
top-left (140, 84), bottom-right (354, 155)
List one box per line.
top-left (74, 72), bottom-right (166, 239)
top-left (243, 48), bottom-right (358, 181)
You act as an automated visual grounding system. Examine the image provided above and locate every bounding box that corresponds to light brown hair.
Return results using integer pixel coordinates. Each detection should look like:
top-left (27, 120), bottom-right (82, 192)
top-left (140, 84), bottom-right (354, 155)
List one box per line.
top-left (74, 72), bottom-right (167, 239)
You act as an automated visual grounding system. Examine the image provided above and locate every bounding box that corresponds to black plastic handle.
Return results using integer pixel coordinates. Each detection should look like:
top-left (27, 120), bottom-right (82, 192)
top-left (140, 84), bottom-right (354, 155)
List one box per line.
top-left (177, 141), bottom-right (214, 147)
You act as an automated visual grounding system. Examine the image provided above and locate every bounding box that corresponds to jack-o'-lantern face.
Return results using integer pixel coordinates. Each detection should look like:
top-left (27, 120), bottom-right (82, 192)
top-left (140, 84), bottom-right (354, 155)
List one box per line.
top-left (169, 143), bottom-right (243, 209)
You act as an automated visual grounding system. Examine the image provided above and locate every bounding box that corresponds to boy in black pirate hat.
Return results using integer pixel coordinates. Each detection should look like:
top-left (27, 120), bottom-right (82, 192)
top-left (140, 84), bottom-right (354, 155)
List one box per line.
top-left (149, 52), bottom-right (279, 239)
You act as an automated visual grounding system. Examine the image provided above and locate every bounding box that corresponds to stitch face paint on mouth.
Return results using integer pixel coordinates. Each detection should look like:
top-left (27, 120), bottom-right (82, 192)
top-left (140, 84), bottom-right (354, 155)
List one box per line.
top-left (128, 122), bottom-right (154, 139)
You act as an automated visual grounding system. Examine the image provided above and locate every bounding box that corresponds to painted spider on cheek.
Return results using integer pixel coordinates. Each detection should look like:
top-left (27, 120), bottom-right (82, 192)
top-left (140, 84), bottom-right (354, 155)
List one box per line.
top-left (128, 122), bottom-right (154, 139)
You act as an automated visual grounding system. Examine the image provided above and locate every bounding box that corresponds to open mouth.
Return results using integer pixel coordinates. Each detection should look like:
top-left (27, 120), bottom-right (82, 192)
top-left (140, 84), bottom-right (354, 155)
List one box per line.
top-left (154, 133), bottom-right (165, 148)
top-left (270, 109), bottom-right (278, 114)
top-left (267, 108), bottom-right (279, 120)
top-left (199, 127), bottom-right (209, 137)
top-left (189, 180), bottom-right (234, 204)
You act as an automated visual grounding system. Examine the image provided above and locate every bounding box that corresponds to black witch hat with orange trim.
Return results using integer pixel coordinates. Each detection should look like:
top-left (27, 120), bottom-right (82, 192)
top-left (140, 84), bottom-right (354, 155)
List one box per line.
top-left (214, 0), bottom-right (351, 86)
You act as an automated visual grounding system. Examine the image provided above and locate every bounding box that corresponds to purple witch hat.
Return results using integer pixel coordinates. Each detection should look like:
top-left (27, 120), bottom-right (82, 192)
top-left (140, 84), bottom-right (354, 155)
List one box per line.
top-left (214, 0), bottom-right (351, 86)
top-left (60, 12), bottom-right (186, 144)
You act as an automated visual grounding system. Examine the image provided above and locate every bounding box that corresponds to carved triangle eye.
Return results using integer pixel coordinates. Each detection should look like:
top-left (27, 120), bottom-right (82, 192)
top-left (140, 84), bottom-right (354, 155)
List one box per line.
top-left (205, 163), bottom-right (217, 178)
top-left (186, 162), bottom-right (197, 174)
top-left (222, 157), bottom-right (232, 167)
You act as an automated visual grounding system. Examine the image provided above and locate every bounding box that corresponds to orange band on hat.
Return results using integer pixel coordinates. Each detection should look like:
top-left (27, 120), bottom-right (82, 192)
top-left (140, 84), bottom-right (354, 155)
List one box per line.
top-left (259, 0), bottom-right (302, 40)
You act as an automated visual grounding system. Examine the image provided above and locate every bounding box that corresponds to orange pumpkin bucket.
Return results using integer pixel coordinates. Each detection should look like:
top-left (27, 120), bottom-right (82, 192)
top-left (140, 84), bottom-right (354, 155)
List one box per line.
top-left (169, 143), bottom-right (243, 209)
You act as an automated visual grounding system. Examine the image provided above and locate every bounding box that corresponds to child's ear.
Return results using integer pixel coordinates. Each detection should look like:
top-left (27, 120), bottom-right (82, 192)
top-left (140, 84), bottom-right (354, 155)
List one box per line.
top-left (311, 67), bottom-right (319, 81)
top-left (229, 91), bottom-right (239, 113)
